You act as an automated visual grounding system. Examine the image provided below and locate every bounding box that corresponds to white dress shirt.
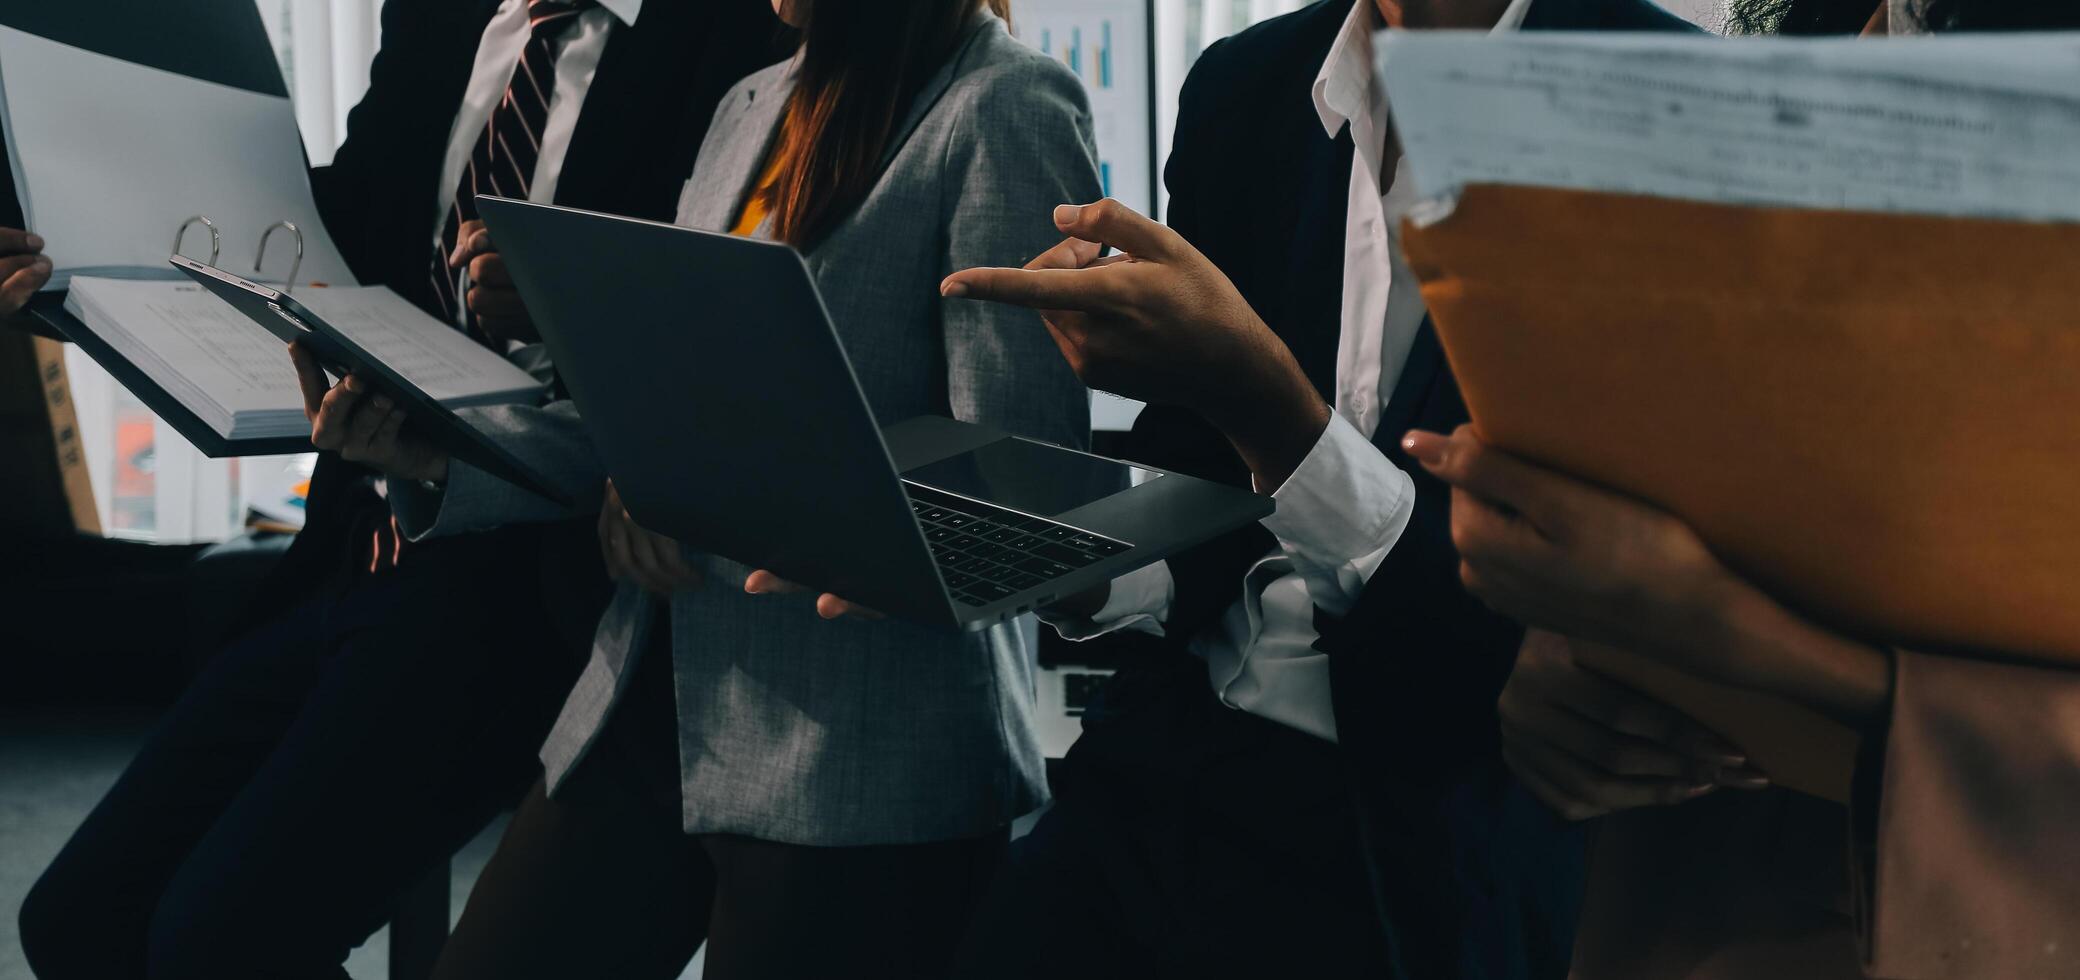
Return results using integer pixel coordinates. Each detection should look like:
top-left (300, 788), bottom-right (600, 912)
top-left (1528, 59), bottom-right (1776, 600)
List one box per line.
top-left (1044, 0), bottom-right (1533, 743)
top-left (431, 0), bottom-right (641, 240)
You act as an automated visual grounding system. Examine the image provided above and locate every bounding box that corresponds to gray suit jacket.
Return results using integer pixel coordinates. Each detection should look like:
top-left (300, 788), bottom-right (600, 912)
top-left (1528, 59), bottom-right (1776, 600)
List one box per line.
top-left (390, 11), bottom-right (1100, 845)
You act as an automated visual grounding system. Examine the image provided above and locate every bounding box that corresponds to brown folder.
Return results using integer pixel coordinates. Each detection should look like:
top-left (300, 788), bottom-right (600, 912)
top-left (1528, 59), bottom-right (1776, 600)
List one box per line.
top-left (1403, 184), bottom-right (2080, 799)
top-left (0, 327), bottom-right (100, 537)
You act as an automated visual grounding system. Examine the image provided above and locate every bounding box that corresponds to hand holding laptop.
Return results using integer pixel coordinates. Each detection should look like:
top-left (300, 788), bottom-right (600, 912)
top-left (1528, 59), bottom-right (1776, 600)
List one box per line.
top-left (940, 200), bottom-right (1328, 491)
top-left (0, 228), bottom-right (52, 316)
top-left (599, 479), bottom-right (703, 596)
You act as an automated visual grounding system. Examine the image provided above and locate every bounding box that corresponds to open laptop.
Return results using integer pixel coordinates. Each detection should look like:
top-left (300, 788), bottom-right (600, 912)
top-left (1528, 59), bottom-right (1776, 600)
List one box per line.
top-left (476, 196), bottom-right (1273, 631)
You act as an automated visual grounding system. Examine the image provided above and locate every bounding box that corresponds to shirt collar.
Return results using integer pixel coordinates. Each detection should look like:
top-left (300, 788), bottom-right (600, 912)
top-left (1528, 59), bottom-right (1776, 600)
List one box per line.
top-left (1311, 0), bottom-right (1537, 141)
top-left (596, 0), bottom-right (641, 27)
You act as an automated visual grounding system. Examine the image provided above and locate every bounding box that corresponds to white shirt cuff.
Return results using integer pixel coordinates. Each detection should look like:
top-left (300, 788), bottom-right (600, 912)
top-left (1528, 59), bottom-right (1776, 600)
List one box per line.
top-left (1036, 561), bottom-right (1173, 641)
top-left (1261, 412), bottom-right (1415, 617)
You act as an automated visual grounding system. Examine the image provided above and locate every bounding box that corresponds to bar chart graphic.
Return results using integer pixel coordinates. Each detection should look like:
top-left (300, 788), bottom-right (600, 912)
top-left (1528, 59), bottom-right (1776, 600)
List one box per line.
top-left (1020, 1), bottom-right (1154, 220)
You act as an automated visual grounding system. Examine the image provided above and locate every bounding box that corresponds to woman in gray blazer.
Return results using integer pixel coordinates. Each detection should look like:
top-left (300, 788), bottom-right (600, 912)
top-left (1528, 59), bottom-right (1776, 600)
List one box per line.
top-left (296, 1), bottom-right (1100, 976)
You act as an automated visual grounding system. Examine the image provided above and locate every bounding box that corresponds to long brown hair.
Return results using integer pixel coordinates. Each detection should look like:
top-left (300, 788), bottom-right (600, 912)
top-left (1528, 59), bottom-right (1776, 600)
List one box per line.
top-left (759, 0), bottom-right (1012, 248)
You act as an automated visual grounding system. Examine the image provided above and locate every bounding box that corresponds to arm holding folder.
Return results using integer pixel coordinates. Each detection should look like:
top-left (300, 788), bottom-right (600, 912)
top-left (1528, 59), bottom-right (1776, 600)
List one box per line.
top-left (1406, 423), bottom-right (2080, 979)
top-left (1378, 28), bottom-right (2080, 975)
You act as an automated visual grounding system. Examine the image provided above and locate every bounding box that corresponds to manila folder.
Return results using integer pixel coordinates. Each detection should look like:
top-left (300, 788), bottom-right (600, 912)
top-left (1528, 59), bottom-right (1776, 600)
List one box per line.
top-left (1402, 184), bottom-right (2080, 670)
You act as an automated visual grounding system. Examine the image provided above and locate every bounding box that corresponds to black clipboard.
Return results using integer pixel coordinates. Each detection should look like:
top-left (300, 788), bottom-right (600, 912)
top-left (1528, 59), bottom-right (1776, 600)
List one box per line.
top-left (28, 290), bottom-right (312, 458)
top-left (170, 256), bottom-right (572, 507)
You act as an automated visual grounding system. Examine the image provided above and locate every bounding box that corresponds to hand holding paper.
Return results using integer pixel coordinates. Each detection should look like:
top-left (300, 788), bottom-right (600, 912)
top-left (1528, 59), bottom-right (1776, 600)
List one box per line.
top-left (1403, 425), bottom-right (1894, 731)
top-left (0, 229), bottom-right (51, 315)
top-left (1499, 630), bottom-right (1767, 822)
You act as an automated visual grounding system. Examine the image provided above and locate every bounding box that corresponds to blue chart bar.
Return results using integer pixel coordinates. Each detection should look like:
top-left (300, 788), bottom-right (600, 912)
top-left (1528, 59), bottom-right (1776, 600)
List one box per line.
top-left (1070, 27), bottom-right (1081, 76)
top-left (1100, 21), bottom-right (1112, 88)
top-left (1100, 161), bottom-right (1112, 196)
top-left (1040, 28), bottom-right (1052, 56)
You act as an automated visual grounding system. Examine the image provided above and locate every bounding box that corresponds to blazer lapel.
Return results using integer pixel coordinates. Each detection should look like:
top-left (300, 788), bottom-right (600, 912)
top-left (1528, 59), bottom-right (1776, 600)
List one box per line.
top-left (684, 62), bottom-right (793, 231)
top-left (1281, 125), bottom-right (1357, 400)
top-left (872, 12), bottom-right (1001, 175)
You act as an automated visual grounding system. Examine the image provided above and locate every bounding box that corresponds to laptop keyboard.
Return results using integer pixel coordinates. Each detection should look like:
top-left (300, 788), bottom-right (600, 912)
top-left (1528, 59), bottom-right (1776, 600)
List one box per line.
top-left (904, 483), bottom-right (1131, 607)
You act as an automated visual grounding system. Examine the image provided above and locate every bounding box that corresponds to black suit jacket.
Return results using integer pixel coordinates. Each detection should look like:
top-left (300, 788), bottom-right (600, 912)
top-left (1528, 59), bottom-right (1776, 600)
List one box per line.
top-left (269, 0), bottom-right (786, 607)
top-left (1129, 1), bottom-right (1695, 976)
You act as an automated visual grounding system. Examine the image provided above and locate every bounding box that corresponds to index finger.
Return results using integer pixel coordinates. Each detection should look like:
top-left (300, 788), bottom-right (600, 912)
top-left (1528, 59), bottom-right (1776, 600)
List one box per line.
top-left (940, 265), bottom-right (1125, 314)
top-left (0, 227), bottom-right (44, 256)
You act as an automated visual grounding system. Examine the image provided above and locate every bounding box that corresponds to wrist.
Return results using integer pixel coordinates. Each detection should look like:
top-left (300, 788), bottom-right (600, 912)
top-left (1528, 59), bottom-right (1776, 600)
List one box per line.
top-left (1700, 574), bottom-right (1894, 726)
top-left (416, 453), bottom-right (450, 486)
top-left (1204, 358), bottom-right (1330, 492)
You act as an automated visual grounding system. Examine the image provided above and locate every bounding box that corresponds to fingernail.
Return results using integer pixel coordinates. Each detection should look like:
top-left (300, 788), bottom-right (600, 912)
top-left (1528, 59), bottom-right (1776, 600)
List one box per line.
top-left (941, 279), bottom-right (968, 298)
top-left (372, 395), bottom-right (392, 411)
top-left (1685, 782), bottom-right (1717, 798)
top-left (26, 233), bottom-right (44, 250)
top-left (1716, 768), bottom-right (1771, 790)
top-left (1400, 430), bottom-right (1445, 464)
top-left (1053, 203), bottom-right (1082, 225)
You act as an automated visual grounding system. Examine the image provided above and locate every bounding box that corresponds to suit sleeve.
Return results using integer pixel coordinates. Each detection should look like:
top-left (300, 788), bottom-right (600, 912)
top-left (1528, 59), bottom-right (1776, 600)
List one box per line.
top-left (937, 59), bottom-right (1100, 452)
top-left (387, 399), bottom-right (608, 539)
top-left (1855, 650), bottom-right (2080, 979)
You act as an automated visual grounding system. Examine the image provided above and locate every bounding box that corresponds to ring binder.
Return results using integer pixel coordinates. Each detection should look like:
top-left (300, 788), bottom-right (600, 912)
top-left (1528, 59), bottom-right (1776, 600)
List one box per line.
top-left (255, 220), bottom-right (304, 293)
top-left (172, 215), bottom-right (220, 267)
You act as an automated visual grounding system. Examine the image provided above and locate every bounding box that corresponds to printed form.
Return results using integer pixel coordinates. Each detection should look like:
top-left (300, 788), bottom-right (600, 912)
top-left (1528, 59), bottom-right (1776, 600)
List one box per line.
top-left (1373, 31), bottom-right (2080, 224)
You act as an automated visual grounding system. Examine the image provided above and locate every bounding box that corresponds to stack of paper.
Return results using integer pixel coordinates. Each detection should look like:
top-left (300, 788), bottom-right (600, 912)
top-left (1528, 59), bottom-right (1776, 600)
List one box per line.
top-left (65, 279), bottom-right (546, 442)
top-left (1376, 31), bottom-right (2080, 224)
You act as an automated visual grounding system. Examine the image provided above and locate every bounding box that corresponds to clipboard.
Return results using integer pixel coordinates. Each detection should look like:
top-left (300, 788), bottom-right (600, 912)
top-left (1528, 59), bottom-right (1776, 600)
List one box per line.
top-left (170, 253), bottom-right (572, 508)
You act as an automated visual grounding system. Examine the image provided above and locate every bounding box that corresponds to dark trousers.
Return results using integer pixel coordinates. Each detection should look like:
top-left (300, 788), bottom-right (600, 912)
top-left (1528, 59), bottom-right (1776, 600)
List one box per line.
top-left (431, 626), bottom-right (1008, 980)
top-left (952, 649), bottom-right (1389, 979)
top-left (18, 524), bottom-right (604, 980)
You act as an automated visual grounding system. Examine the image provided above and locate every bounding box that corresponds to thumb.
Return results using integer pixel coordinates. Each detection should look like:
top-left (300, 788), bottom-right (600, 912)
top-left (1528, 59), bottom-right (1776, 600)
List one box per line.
top-left (1052, 199), bottom-right (1178, 261)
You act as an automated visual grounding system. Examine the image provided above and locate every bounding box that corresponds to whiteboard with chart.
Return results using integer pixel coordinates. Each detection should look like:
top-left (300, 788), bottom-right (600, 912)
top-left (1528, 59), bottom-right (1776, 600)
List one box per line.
top-left (1015, 1), bottom-right (1156, 221)
top-left (1015, 1), bottom-right (1157, 430)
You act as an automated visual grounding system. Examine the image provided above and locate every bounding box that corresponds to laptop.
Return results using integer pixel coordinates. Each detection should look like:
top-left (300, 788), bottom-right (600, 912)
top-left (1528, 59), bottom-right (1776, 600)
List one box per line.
top-left (476, 197), bottom-right (1274, 631)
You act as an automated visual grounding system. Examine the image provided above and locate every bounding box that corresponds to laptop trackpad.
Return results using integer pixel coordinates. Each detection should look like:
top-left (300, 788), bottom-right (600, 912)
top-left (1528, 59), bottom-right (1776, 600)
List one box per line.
top-left (901, 437), bottom-right (1157, 519)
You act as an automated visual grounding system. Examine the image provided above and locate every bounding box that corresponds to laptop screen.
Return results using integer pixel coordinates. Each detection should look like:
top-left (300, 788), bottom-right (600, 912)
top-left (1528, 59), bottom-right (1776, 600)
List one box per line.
top-left (903, 437), bottom-right (1159, 520)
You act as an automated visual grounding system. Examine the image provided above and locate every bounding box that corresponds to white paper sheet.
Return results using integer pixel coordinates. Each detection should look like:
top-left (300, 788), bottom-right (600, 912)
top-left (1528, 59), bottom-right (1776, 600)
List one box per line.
top-left (0, 27), bottom-right (357, 288)
top-left (65, 280), bottom-right (306, 439)
top-left (295, 286), bottom-right (545, 407)
top-left (1374, 31), bottom-right (2080, 225)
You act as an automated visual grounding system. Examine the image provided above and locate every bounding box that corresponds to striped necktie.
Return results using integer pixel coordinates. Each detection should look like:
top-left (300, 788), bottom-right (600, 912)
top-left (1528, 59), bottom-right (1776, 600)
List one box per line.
top-left (428, 0), bottom-right (596, 337)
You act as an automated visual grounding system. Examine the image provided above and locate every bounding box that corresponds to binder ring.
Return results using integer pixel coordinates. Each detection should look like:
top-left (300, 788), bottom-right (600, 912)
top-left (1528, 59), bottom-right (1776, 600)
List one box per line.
top-left (173, 215), bottom-right (220, 266)
top-left (255, 220), bottom-right (305, 293)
